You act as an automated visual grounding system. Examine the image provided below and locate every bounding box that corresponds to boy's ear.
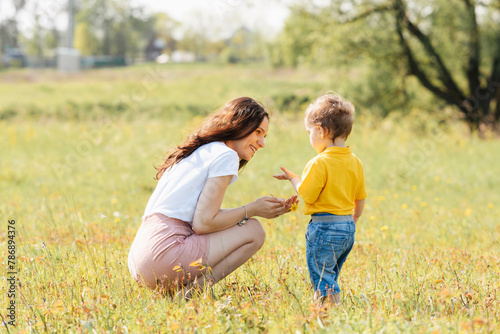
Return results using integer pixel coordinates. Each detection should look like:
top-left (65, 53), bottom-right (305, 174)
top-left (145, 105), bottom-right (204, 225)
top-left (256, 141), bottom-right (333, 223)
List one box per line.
top-left (318, 126), bottom-right (330, 139)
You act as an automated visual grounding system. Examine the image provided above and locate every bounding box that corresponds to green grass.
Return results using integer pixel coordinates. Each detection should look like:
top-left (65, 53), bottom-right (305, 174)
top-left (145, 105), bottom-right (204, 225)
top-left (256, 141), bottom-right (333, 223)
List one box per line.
top-left (0, 62), bottom-right (334, 122)
top-left (1, 63), bottom-right (499, 333)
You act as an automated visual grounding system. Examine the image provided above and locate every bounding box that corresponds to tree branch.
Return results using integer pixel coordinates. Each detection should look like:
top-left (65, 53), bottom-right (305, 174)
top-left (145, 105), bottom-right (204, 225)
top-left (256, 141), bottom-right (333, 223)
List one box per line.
top-left (490, 52), bottom-right (500, 89)
top-left (462, 0), bottom-right (481, 97)
top-left (490, 41), bottom-right (500, 122)
top-left (400, 7), bottom-right (466, 101)
top-left (394, 12), bottom-right (464, 109)
top-left (341, 3), bottom-right (393, 24)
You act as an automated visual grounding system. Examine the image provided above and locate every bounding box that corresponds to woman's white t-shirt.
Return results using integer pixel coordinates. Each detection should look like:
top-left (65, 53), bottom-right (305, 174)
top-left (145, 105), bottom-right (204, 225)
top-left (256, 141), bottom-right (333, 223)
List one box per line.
top-left (144, 141), bottom-right (239, 223)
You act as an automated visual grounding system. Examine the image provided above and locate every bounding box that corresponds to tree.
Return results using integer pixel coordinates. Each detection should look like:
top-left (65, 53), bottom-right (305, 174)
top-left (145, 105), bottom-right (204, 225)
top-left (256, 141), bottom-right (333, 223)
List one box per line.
top-left (0, 0), bottom-right (27, 52)
top-left (74, 0), bottom-right (155, 58)
top-left (74, 22), bottom-right (98, 55)
top-left (276, 0), bottom-right (500, 134)
top-left (388, 0), bottom-right (500, 133)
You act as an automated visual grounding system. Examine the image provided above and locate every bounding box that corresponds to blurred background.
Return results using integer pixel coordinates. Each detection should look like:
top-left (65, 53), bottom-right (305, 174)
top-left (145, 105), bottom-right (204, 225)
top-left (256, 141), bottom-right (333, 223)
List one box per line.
top-left (1, 0), bottom-right (499, 133)
top-left (2, 2), bottom-right (500, 331)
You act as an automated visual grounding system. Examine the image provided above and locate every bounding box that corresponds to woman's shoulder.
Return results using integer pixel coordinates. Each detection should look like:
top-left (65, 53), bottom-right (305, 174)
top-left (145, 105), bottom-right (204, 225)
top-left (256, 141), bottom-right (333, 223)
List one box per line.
top-left (197, 141), bottom-right (238, 159)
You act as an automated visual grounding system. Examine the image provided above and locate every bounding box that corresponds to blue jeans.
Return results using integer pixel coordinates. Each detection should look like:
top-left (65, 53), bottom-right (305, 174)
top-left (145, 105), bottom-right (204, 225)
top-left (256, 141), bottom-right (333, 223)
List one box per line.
top-left (305, 213), bottom-right (355, 297)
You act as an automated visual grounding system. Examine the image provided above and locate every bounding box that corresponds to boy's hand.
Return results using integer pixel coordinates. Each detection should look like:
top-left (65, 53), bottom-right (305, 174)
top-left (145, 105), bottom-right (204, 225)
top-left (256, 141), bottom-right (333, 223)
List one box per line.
top-left (273, 167), bottom-right (299, 181)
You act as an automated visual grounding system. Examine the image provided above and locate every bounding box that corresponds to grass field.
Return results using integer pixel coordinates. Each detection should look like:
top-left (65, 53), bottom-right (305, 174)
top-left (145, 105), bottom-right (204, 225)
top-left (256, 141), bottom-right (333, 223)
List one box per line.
top-left (1, 63), bottom-right (499, 333)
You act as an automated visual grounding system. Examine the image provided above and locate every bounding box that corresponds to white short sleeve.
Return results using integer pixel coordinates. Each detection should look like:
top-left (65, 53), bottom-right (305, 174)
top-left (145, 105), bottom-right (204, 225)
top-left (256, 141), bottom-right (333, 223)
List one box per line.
top-left (143, 141), bottom-right (240, 223)
top-left (208, 150), bottom-right (239, 184)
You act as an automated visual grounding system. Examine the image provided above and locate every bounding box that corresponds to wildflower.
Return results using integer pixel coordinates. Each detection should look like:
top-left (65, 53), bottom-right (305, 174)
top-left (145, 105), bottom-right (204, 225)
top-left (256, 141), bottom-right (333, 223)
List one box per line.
top-left (436, 288), bottom-right (451, 298)
top-left (290, 202), bottom-right (298, 212)
top-left (465, 208), bottom-right (472, 216)
top-left (380, 225), bottom-right (388, 231)
top-left (401, 204), bottom-right (408, 209)
top-left (111, 198), bottom-right (118, 204)
top-left (189, 258), bottom-right (203, 267)
top-left (52, 301), bottom-right (65, 312)
top-left (488, 203), bottom-right (494, 209)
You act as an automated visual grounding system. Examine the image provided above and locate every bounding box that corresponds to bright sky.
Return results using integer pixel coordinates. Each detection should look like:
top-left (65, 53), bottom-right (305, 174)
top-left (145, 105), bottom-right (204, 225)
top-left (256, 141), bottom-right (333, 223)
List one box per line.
top-left (0, 0), bottom-right (293, 39)
top-left (131, 0), bottom-right (293, 38)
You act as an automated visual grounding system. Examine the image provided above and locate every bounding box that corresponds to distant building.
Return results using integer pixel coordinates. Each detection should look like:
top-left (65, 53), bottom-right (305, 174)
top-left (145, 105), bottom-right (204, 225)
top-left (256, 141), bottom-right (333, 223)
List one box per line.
top-left (144, 32), bottom-right (176, 62)
top-left (171, 50), bottom-right (195, 63)
top-left (1, 47), bottom-right (27, 68)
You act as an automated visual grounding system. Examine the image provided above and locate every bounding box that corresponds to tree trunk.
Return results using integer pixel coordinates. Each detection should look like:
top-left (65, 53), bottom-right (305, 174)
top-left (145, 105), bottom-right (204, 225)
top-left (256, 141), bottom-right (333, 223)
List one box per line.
top-left (494, 88), bottom-right (500, 133)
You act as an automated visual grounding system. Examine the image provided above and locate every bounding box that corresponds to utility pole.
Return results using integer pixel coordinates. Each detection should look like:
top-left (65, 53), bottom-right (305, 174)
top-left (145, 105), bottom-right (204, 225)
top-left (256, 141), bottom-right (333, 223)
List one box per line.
top-left (57, 0), bottom-right (80, 72)
top-left (66, 0), bottom-right (74, 48)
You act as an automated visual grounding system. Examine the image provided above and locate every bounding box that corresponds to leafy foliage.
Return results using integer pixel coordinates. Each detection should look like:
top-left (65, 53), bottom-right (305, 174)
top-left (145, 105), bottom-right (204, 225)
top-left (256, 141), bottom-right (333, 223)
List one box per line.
top-left (273, 0), bottom-right (500, 134)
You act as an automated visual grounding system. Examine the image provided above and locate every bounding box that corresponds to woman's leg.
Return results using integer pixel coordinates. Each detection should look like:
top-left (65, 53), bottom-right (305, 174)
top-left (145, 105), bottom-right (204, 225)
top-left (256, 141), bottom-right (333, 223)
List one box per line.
top-left (196, 218), bottom-right (266, 287)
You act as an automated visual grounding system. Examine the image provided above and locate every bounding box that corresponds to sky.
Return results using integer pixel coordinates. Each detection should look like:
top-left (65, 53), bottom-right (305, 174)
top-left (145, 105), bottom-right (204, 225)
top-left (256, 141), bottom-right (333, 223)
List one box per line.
top-left (131, 0), bottom-right (293, 38)
top-left (0, 0), bottom-right (294, 39)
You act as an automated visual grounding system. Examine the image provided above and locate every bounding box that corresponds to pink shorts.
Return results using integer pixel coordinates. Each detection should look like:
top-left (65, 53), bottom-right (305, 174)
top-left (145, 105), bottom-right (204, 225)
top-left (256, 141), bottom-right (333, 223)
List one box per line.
top-left (127, 213), bottom-right (210, 290)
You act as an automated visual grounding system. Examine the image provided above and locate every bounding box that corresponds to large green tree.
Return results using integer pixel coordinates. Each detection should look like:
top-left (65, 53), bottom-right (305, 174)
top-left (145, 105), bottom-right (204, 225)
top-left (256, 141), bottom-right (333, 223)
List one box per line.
top-left (0, 0), bottom-right (27, 52)
top-left (74, 0), bottom-right (155, 58)
top-left (276, 0), bottom-right (500, 134)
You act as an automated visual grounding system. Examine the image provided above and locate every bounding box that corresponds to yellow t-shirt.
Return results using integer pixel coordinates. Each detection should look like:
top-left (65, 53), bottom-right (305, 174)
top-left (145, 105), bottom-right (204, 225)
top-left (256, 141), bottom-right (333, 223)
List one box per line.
top-left (298, 146), bottom-right (367, 215)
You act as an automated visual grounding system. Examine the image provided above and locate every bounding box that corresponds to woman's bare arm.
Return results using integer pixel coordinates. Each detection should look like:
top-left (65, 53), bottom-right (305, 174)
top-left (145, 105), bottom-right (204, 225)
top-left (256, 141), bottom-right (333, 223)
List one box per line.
top-left (192, 175), bottom-right (287, 234)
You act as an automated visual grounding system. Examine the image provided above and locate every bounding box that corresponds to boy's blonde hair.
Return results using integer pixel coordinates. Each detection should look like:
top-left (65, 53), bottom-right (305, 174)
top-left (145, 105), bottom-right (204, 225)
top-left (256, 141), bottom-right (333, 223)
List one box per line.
top-left (305, 94), bottom-right (355, 141)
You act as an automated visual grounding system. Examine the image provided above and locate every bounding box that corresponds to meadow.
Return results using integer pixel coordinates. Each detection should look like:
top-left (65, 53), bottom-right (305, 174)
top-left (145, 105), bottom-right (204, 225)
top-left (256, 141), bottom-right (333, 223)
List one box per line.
top-left (1, 63), bottom-right (499, 333)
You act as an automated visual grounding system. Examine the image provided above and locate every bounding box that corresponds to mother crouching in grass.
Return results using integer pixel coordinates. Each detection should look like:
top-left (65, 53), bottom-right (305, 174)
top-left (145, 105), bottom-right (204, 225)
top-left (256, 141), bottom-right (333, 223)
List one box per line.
top-left (128, 97), bottom-right (298, 296)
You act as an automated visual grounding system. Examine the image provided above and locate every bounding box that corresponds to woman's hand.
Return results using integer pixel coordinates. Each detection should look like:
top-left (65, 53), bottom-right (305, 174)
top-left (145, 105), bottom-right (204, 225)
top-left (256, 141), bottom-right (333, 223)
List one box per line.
top-left (283, 195), bottom-right (299, 213)
top-left (248, 195), bottom-right (299, 219)
top-left (247, 196), bottom-right (288, 219)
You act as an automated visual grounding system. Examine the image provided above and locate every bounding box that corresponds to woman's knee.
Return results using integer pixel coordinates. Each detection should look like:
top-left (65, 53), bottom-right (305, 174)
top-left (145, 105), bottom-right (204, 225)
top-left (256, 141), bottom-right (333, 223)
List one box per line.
top-left (247, 218), bottom-right (266, 249)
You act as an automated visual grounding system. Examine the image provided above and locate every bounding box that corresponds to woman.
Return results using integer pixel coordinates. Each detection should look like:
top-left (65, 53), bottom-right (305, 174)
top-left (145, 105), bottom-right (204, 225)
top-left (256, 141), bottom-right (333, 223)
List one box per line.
top-left (128, 97), bottom-right (298, 293)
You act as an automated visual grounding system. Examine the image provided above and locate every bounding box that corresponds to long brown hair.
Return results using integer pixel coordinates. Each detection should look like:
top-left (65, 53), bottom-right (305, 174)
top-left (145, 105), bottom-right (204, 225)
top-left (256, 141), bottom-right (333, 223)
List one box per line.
top-left (155, 97), bottom-right (269, 180)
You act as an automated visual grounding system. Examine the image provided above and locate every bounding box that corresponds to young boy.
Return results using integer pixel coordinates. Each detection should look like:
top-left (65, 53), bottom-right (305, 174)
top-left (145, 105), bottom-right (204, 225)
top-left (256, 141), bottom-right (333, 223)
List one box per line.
top-left (273, 93), bottom-right (366, 304)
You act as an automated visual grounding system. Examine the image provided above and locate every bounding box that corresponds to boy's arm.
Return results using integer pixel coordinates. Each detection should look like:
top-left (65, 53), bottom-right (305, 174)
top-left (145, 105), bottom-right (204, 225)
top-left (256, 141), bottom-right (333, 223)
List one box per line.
top-left (273, 167), bottom-right (301, 193)
top-left (289, 177), bottom-right (301, 193)
top-left (353, 199), bottom-right (365, 224)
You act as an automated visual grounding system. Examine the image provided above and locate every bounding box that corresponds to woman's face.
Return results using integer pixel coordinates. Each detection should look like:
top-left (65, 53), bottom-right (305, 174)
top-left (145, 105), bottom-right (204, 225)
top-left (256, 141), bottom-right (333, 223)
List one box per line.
top-left (225, 117), bottom-right (269, 161)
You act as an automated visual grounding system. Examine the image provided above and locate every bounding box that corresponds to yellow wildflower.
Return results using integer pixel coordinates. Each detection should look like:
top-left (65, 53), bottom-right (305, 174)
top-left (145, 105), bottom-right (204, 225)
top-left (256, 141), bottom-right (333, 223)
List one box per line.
top-left (189, 258), bottom-right (203, 267)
